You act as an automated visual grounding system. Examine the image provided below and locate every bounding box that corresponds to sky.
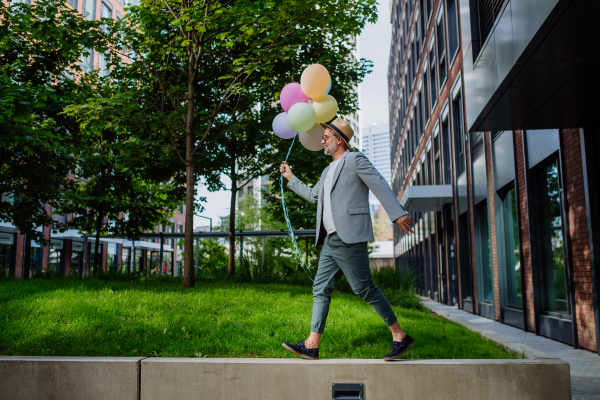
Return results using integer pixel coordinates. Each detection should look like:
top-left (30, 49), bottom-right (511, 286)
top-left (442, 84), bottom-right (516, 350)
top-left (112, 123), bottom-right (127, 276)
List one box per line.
top-left (193, 3), bottom-right (391, 229)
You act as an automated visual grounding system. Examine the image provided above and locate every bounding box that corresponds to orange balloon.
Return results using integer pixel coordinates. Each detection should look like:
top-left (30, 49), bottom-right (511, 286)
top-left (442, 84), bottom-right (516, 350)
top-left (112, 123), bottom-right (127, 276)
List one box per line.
top-left (301, 64), bottom-right (330, 98)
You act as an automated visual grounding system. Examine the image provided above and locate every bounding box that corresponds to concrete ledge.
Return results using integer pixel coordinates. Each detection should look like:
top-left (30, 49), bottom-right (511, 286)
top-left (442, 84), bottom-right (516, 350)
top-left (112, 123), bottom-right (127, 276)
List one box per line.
top-left (0, 356), bottom-right (143, 400)
top-left (140, 357), bottom-right (571, 400)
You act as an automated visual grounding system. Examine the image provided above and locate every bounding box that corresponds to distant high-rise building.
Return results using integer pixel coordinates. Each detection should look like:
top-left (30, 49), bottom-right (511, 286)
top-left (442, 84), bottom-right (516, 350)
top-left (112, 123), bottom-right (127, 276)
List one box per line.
top-left (362, 123), bottom-right (392, 187)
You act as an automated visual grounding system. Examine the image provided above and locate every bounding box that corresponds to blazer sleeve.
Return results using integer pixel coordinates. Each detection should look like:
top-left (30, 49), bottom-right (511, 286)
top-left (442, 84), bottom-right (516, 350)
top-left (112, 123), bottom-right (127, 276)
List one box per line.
top-left (353, 152), bottom-right (408, 222)
top-left (287, 175), bottom-right (321, 205)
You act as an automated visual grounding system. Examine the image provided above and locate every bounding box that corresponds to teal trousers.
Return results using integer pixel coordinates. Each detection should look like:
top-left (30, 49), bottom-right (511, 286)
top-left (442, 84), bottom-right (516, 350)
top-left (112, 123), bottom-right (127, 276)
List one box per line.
top-left (311, 232), bottom-right (398, 333)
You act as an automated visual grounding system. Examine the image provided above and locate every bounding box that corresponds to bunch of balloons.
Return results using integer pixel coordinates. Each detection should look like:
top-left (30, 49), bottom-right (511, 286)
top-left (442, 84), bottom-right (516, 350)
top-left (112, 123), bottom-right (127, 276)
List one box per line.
top-left (272, 64), bottom-right (338, 151)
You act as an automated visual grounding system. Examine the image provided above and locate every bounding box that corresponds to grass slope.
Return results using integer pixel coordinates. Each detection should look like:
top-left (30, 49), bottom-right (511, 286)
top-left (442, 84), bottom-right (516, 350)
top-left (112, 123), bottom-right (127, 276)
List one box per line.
top-left (0, 280), bottom-right (516, 359)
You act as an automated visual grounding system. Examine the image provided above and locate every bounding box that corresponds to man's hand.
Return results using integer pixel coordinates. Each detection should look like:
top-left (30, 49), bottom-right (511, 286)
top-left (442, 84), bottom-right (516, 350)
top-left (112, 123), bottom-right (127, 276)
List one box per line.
top-left (394, 214), bottom-right (414, 234)
top-left (280, 161), bottom-right (294, 181)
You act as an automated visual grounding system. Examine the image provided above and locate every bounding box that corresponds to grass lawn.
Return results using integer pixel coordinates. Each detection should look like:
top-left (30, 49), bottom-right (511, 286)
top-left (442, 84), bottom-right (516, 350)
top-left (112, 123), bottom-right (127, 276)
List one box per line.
top-left (0, 279), bottom-right (517, 359)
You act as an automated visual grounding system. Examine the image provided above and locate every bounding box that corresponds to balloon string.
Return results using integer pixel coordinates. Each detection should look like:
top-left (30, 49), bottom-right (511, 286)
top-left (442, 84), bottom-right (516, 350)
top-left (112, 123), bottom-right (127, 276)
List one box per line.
top-left (280, 133), bottom-right (314, 282)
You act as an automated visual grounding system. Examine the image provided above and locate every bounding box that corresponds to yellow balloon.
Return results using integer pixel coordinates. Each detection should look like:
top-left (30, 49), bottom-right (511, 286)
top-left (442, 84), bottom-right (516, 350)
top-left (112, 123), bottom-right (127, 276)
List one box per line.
top-left (299, 124), bottom-right (325, 151)
top-left (301, 64), bottom-right (330, 98)
top-left (310, 95), bottom-right (338, 123)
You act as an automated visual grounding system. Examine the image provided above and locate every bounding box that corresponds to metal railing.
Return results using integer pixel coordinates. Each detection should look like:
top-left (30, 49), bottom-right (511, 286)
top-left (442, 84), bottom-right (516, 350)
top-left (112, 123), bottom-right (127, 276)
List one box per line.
top-left (86, 229), bottom-right (317, 276)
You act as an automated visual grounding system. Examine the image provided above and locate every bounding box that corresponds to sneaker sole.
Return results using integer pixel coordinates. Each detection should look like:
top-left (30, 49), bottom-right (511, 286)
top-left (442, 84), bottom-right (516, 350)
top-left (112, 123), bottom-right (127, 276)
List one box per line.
top-left (383, 340), bottom-right (415, 361)
top-left (282, 343), bottom-right (319, 360)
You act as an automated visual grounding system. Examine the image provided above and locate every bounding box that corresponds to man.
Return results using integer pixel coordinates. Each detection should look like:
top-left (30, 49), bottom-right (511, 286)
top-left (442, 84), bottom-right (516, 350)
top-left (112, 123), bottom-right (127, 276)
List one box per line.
top-left (279, 118), bottom-right (415, 361)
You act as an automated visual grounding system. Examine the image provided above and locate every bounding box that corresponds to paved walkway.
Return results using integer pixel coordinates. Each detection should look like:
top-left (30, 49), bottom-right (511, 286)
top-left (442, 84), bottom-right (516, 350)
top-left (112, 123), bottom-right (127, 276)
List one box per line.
top-left (423, 300), bottom-right (600, 400)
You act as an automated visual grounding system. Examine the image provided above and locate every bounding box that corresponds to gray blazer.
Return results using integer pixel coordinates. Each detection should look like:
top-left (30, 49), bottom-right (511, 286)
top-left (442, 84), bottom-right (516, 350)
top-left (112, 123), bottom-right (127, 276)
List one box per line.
top-left (287, 151), bottom-right (408, 245)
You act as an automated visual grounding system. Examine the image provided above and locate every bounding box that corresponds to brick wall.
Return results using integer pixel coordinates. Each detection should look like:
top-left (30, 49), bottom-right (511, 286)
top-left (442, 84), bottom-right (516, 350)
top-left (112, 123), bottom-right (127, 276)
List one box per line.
top-left (486, 132), bottom-right (501, 321)
top-left (514, 130), bottom-right (535, 332)
top-left (561, 128), bottom-right (597, 352)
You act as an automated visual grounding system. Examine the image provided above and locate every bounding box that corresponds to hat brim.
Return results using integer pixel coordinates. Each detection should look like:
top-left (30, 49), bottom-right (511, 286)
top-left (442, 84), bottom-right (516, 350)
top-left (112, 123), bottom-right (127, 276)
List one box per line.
top-left (320, 123), bottom-right (353, 149)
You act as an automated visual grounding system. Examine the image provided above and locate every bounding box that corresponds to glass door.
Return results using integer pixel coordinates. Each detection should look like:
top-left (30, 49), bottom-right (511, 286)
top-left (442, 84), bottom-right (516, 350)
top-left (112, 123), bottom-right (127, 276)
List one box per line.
top-left (458, 212), bottom-right (474, 312)
top-left (539, 159), bottom-right (569, 316)
top-left (531, 154), bottom-right (574, 345)
top-left (501, 187), bottom-right (522, 307)
top-left (474, 201), bottom-right (494, 319)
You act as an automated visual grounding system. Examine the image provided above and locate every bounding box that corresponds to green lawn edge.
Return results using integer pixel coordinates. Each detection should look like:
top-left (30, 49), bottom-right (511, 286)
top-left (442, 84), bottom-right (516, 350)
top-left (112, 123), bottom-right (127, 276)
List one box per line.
top-left (0, 279), bottom-right (517, 360)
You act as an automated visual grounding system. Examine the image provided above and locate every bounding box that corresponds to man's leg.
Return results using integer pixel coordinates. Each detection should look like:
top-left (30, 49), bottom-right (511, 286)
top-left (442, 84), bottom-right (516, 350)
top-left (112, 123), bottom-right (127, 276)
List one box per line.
top-left (328, 234), bottom-right (399, 332)
top-left (307, 236), bottom-right (343, 348)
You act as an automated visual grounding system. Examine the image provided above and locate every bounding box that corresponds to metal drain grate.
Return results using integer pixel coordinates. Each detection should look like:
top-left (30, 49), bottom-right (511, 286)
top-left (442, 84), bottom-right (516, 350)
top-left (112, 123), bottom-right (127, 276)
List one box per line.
top-left (332, 383), bottom-right (363, 400)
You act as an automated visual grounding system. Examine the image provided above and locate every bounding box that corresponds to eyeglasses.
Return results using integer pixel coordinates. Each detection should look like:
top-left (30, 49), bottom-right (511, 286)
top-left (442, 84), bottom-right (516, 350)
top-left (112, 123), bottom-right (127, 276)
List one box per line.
top-left (322, 134), bottom-right (336, 141)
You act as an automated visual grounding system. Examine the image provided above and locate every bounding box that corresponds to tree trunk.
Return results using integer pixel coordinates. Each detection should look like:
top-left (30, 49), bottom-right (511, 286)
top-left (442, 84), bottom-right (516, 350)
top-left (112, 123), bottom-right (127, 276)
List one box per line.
top-left (93, 212), bottom-right (102, 275)
top-left (228, 151), bottom-right (237, 277)
top-left (183, 74), bottom-right (196, 288)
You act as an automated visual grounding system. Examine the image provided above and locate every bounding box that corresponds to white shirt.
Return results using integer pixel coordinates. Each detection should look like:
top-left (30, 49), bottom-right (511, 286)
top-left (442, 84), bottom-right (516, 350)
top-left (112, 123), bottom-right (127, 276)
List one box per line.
top-left (323, 157), bottom-right (342, 234)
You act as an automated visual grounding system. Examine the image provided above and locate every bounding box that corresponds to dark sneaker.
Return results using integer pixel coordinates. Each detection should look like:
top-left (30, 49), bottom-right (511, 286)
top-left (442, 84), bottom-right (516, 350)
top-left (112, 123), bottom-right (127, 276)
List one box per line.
top-left (383, 335), bottom-right (415, 361)
top-left (282, 341), bottom-right (319, 360)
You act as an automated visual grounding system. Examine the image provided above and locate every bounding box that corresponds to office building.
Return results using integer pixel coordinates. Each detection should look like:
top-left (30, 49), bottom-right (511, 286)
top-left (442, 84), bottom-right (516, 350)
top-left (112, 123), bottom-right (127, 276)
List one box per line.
top-left (389, 0), bottom-right (599, 353)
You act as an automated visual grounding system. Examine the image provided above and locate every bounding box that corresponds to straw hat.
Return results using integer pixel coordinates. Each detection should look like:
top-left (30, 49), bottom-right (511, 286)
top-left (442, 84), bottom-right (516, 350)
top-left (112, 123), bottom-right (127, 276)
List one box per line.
top-left (320, 118), bottom-right (354, 149)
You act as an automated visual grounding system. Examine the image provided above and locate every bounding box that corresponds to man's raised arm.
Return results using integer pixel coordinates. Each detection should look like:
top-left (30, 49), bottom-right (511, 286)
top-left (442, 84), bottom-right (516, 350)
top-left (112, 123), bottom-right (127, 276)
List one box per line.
top-left (280, 161), bottom-right (321, 204)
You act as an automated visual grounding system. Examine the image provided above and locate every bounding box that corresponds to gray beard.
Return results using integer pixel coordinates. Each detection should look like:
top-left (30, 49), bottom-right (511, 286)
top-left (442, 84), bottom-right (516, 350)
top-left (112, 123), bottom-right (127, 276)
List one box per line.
top-left (324, 141), bottom-right (338, 156)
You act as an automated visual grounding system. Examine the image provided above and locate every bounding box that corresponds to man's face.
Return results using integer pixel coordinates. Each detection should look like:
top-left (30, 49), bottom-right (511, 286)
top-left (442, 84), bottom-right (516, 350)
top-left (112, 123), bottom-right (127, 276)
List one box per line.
top-left (322, 128), bottom-right (338, 156)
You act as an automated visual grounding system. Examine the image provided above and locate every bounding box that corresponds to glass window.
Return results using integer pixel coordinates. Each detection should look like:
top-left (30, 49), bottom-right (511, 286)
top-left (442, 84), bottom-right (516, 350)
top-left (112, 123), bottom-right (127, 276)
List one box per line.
top-left (446, 0), bottom-right (460, 59)
top-left (90, 242), bottom-right (103, 272)
top-left (49, 240), bottom-right (64, 276)
top-left (0, 243), bottom-right (13, 275)
top-left (81, 48), bottom-right (94, 73)
top-left (83, 0), bottom-right (96, 20)
top-left (452, 92), bottom-right (466, 176)
top-left (29, 242), bottom-right (43, 277)
top-left (162, 252), bottom-right (173, 275)
top-left (442, 118), bottom-right (452, 184)
top-left (134, 249), bottom-right (143, 272)
top-left (98, 52), bottom-right (109, 77)
top-left (426, 147), bottom-right (432, 185)
top-left (120, 247), bottom-right (130, 273)
top-left (458, 212), bottom-right (473, 299)
top-left (101, 1), bottom-right (111, 19)
top-left (418, 89), bottom-right (424, 140)
top-left (429, 42), bottom-right (437, 107)
top-left (434, 131), bottom-right (442, 185)
top-left (475, 202), bottom-right (493, 304)
top-left (538, 158), bottom-right (568, 315)
top-left (436, 9), bottom-right (447, 87)
top-left (107, 242), bottom-right (118, 272)
top-left (502, 186), bottom-right (522, 307)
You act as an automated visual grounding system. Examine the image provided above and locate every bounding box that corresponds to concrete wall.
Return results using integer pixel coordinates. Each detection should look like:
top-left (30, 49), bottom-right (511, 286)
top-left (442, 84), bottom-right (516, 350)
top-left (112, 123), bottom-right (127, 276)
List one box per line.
top-left (0, 356), bottom-right (571, 400)
top-left (140, 358), bottom-right (570, 400)
top-left (0, 356), bottom-right (142, 400)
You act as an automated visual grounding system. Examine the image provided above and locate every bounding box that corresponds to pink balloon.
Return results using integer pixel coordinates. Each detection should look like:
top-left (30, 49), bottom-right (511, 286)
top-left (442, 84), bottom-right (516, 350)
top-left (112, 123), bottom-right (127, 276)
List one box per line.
top-left (280, 83), bottom-right (309, 112)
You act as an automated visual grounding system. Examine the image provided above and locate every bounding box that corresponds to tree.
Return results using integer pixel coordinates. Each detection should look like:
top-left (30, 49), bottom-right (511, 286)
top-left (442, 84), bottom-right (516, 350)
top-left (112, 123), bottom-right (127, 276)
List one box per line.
top-left (0, 0), bottom-right (104, 243)
top-left (208, 22), bottom-right (376, 277)
top-left (74, 0), bottom-right (377, 287)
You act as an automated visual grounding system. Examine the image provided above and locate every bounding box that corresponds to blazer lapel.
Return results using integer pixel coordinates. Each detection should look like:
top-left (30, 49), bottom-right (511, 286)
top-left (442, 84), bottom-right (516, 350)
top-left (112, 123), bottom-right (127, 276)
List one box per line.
top-left (330, 152), bottom-right (348, 192)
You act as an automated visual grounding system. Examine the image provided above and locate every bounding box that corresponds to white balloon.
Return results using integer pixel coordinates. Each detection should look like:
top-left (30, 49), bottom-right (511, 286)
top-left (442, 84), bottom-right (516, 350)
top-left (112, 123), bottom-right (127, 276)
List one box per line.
top-left (299, 124), bottom-right (325, 151)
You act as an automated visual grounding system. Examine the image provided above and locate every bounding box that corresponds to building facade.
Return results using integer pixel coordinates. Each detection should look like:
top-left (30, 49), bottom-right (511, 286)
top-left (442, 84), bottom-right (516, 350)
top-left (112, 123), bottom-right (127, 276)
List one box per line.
top-left (389, 0), bottom-right (599, 353)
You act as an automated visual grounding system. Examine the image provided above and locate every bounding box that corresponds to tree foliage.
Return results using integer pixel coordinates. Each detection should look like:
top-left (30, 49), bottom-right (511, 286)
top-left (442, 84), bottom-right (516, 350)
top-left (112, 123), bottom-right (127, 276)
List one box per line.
top-left (0, 0), bottom-right (105, 242)
top-left (69, 0), bottom-right (377, 287)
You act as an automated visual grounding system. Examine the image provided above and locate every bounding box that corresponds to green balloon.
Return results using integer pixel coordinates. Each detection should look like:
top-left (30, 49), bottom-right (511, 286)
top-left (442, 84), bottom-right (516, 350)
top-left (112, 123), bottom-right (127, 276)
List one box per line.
top-left (287, 102), bottom-right (317, 133)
